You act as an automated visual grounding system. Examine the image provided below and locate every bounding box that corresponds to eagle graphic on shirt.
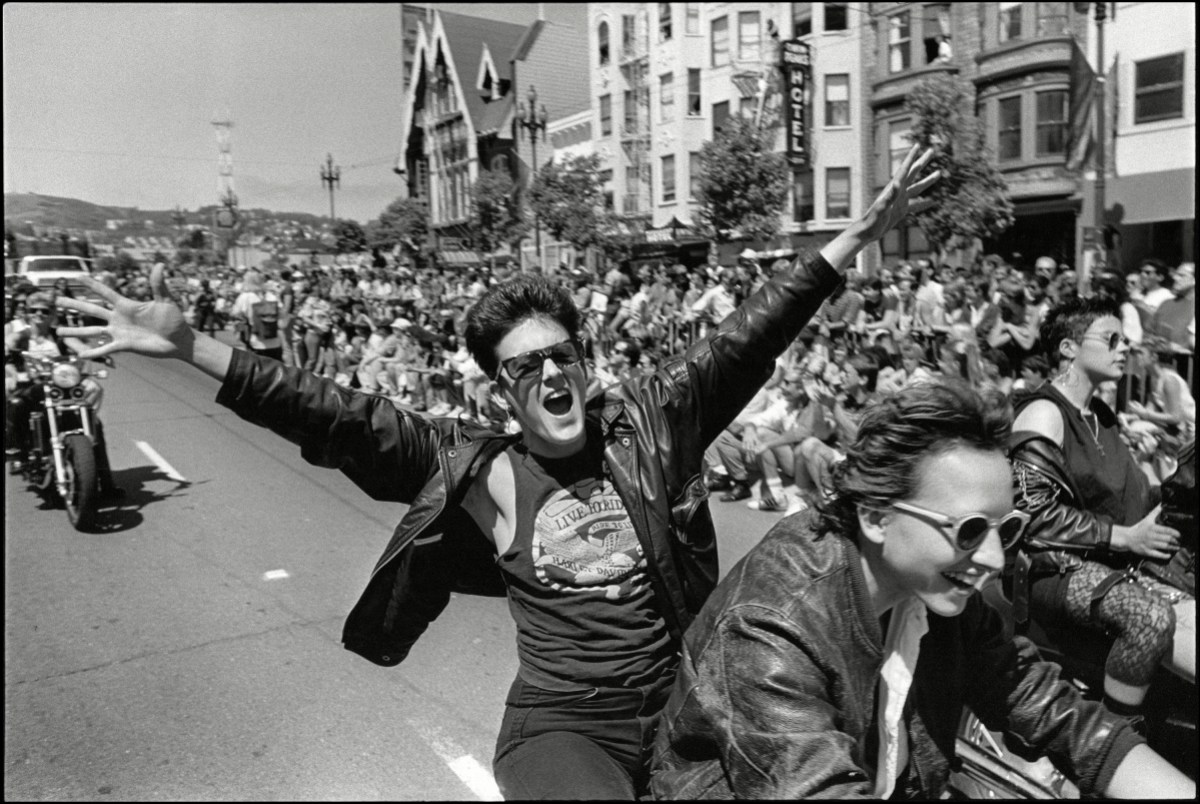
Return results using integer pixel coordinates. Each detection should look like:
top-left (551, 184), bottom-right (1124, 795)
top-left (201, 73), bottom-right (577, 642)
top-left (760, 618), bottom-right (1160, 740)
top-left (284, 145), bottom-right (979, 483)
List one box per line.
top-left (532, 476), bottom-right (648, 599)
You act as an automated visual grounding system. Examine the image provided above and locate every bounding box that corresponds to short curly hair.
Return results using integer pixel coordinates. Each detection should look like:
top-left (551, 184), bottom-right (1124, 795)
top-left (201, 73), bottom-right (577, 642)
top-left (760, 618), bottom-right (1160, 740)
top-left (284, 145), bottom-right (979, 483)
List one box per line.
top-left (464, 274), bottom-right (581, 378)
top-left (1038, 295), bottom-right (1122, 362)
top-left (816, 380), bottom-right (1011, 544)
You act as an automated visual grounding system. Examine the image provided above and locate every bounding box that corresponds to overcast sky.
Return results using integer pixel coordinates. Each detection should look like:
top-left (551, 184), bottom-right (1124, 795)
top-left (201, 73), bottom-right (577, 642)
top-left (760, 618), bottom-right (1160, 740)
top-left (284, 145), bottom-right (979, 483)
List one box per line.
top-left (3, 3), bottom-right (584, 223)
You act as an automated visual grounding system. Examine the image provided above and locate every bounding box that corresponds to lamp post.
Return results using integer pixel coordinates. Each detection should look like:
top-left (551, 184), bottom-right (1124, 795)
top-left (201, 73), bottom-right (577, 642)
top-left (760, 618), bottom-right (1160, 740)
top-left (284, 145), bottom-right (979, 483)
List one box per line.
top-left (320, 153), bottom-right (341, 222)
top-left (515, 85), bottom-right (549, 271)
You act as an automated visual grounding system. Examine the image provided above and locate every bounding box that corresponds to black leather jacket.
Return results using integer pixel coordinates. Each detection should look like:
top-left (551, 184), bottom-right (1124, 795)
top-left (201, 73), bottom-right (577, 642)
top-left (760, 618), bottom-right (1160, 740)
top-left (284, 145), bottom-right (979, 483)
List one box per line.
top-left (214, 252), bottom-right (842, 667)
top-left (650, 517), bottom-right (1145, 799)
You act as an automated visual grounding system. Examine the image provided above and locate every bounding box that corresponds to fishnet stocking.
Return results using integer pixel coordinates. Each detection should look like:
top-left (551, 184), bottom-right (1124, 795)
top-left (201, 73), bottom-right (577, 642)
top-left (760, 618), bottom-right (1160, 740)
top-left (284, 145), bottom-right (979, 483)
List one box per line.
top-left (1057, 561), bottom-right (1177, 687)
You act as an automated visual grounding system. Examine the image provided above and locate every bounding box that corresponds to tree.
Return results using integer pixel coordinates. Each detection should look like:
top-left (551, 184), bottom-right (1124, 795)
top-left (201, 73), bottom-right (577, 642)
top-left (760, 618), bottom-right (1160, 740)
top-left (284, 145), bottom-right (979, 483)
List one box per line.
top-left (366, 197), bottom-right (429, 260)
top-left (333, 219), bottom-right (367, 254)
top-left (695, 115), bottom-right (789, 242)
top-left (179, 229), bottom-right (207, 250)
top-left (904, 74), bottom-right (1014, 260)
top-left (151, 250), bottom-right (169, 266)
top-left (528, 154), bottom-right (609, 252)
top-left (469, 168), bottom-right (528, 255)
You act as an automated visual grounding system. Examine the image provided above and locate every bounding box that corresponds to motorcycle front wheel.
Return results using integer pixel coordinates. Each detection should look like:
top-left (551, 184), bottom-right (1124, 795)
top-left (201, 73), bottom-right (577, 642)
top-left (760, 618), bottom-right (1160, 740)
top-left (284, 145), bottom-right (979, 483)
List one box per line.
top-left (62, 433), bottom-right (98, 532)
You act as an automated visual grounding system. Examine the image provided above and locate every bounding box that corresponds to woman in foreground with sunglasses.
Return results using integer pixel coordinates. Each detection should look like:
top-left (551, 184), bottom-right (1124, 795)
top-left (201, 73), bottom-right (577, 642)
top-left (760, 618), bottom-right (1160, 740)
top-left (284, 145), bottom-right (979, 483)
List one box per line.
top-left (1009, 295), bottom-right (1194, 721)
top-left (651, 380), bottom-right (1191, 799)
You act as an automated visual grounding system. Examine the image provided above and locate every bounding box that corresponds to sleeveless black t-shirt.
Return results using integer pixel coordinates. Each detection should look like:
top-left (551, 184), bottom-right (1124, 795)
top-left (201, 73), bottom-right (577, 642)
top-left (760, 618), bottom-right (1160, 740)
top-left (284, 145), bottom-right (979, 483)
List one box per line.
top-left (497, 440), bottom-right (673, 692)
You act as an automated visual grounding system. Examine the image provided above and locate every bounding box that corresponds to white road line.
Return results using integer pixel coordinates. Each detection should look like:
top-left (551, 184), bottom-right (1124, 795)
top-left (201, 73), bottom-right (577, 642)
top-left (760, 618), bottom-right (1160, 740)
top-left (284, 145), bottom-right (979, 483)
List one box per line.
top-left (134, 440), bottom-right (187, 482)
top-left (409, 718), bottom-right (502, 801)
top-left (262, 569), bottom-right (290, 581)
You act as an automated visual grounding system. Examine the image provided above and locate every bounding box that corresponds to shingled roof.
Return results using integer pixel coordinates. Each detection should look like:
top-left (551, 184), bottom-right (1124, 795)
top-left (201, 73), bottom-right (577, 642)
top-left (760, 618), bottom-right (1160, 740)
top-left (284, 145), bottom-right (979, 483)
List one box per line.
top-left (437, 9), bottom-right (527, 136)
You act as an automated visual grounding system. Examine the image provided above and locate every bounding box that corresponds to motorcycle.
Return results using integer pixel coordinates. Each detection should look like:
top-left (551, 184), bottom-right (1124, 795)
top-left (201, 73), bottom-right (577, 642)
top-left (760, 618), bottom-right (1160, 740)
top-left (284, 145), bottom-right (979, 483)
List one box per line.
top-left (951, 441), bottom-right (1197, 797)
top-left (14, 351), bottom-right (112, 531)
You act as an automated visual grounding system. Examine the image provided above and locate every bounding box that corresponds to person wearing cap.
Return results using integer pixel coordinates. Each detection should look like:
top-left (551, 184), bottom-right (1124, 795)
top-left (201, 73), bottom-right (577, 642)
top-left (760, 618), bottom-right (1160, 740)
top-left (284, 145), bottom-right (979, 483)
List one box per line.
top-left (51, 146), bottom-right (942, 800)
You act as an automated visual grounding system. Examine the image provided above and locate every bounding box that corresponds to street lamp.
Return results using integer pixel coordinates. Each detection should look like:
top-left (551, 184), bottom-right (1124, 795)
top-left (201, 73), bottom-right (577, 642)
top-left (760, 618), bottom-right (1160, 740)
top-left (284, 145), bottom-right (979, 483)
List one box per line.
top-left (320, 153), bottom-right (341, 222)
top-left (515, 85), bottom-right (549, 270)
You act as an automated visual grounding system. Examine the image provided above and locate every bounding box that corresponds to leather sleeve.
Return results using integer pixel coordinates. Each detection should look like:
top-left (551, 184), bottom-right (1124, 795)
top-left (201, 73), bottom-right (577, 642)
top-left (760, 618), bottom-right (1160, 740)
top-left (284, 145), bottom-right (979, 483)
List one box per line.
top-left (1010, 433), bottom-right (1114, 555)
top-left (961, 600), bottom-right (1145, 796)
top-left (669, 603), bottom-right (874, 799)
top-left (215, 348), bottom-right (441, 504)
top-left (646, 251), bottom-right (843, 456)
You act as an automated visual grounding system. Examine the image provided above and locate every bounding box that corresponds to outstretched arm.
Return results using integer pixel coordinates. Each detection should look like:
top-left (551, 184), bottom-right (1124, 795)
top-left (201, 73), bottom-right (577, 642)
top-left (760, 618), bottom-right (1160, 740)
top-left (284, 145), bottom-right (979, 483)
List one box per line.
top-left (54, 264), bottom-right (233, 382)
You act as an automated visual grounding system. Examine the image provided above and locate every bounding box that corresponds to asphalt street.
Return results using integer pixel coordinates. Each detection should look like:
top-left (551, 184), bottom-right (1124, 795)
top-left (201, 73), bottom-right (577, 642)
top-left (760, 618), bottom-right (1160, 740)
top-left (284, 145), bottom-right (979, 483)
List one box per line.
top-left (4, 337), bottom-right (781, 801)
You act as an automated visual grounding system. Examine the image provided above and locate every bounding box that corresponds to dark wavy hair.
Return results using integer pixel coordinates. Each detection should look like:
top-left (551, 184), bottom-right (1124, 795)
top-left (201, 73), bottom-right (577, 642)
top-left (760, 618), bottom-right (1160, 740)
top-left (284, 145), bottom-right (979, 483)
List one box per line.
top-left (1038, 295), bottom-right (1122, 362)
top-left (816, 380), bottom-right (1011, 544)
top-left (464, 274), bottom-right (581, 378)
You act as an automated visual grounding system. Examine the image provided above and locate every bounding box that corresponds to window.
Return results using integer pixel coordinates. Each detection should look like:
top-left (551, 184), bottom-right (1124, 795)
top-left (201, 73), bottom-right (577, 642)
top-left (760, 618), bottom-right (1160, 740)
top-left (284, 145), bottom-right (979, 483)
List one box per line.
top-left (711, 15), bottom-right (729, 67)
top-left (598, 21), bottom-right (610, 65)
top-left (1135, 53), bottom-right (1185, 123)
top-left (659, 3), bottom-right (672, 41)
top-left (826, 168), bottom-right (851, 219)
top-left (600, 94), bottom-right (612, 136)
top-left (662, 155), bottom-right (676, 202)
top-left (998, 96), bottom-right (1022, 160)
top-left (600, 169), bottom-right (614, 210)
top-left (623, 14), bottom-right (637, 57)
top-left (1036, 2), bottom-right (1067, 36)
top-left (888, 12), bottom-right (911, 74)
top-left (1035, 90), bottom-right (1067, 156)
top-left (624, 89), bottom-right (637, 132)
top-left (923, 4), bottom-right (951, 64)
top-left (739, 96), bottom-right (756, 118)
top-left (624, 166), bottom-right (641, 214)
top-left (825, 3), bottom-right (848, 32)
top-left (793, 2), bottom-right (812, 37)
top-left (689, 152), bottom-right (702, 199)
top-left (793, 169), bottom-right (814, 222)
top-left (738, 11), bottom-right (761, 61)
top-left (685, 2), bottom-right (700, 35)
top-left (660, 73), bottom-right (674, 123)
top-left (999, 2), bottom-right (1023, 43)
top-left (825, 74), bottom-right (850, 127)
top-left (888, 120), bottom-right (912, 176)
top-left (712, 100), bottom-right (730, 132)
top-left (687, 69), bottom-right (702, 116)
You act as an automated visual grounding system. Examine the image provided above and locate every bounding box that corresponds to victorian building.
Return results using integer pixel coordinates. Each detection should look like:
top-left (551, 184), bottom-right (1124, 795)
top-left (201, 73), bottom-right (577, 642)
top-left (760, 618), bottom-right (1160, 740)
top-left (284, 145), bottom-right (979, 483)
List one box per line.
top-left (393, 8), bottom-right (589, 270)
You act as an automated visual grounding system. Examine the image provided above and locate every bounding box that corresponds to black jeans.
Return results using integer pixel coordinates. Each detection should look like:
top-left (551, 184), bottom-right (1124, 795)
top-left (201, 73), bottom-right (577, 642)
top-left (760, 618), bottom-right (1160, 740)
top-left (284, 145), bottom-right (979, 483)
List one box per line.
top-left (493, 672), bottom-right (674, 800)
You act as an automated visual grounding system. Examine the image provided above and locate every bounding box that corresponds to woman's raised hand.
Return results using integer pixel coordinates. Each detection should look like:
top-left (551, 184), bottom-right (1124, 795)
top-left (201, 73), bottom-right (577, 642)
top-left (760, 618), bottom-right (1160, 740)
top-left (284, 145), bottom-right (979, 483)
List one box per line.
top-left (858, 144), bottom-right (941, 244)
top-left (55, 264), bottom-right (194, 361)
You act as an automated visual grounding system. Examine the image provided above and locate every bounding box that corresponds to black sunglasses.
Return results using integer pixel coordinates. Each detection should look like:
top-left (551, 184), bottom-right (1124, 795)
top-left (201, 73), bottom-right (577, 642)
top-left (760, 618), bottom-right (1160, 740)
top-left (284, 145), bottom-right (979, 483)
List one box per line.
top-left (891, 501), bottom-right (1029, 552)
top-left (1083, 332), bottom-right (1131, 351)
top-left (496, 340), bottom-right (584, 382)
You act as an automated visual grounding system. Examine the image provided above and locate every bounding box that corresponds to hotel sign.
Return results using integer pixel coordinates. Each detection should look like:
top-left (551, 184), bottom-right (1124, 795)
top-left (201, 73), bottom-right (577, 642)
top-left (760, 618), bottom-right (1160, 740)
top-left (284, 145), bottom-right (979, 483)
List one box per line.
top-left (781, 39), bottom-right (812, 168)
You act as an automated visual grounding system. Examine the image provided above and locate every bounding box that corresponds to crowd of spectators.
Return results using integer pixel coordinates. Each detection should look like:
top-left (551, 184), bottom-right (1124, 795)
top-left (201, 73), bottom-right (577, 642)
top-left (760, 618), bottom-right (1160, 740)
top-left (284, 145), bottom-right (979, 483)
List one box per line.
top-left (17, 246), bottom-right (1188, 517)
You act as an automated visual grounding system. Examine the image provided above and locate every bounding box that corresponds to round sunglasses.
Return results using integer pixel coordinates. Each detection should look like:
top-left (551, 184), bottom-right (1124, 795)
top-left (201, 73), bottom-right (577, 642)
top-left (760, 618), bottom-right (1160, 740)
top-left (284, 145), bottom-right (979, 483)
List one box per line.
top-left (495, 340), bottom-right (584, 382)
top-left (890, 500), bottom-right (1029, 552)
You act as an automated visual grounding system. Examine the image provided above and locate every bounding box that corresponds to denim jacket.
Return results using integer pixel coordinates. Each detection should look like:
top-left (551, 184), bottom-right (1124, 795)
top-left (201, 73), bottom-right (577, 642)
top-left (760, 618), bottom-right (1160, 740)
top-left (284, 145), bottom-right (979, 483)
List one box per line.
top-left (650, 516), bottom-right (1144, 799)
top-left (214, 252), bottom-right (843, 668)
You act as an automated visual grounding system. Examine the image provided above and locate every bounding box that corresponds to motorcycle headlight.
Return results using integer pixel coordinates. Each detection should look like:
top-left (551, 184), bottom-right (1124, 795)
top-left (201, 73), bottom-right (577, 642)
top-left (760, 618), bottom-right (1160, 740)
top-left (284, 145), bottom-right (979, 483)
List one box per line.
top-left (52, 363), bottom-right (83, 389)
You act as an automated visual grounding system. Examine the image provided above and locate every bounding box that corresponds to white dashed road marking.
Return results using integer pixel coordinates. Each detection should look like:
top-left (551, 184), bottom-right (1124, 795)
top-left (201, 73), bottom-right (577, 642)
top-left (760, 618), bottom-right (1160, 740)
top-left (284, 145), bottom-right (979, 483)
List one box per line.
top-left (262, 569), bottom-right (290, 581)
top-left (408, 718), bottom-right (502, 801)
top-left (134, 440), bottom-right (187, 482)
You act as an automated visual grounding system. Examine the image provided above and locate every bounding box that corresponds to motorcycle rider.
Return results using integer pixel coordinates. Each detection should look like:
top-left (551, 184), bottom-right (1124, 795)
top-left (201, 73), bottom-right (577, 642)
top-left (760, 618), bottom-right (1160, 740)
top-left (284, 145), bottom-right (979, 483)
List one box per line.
top-left (4, 293), bottom-right (120, 498)
top-left (54, 147), bottom-right (938, 800)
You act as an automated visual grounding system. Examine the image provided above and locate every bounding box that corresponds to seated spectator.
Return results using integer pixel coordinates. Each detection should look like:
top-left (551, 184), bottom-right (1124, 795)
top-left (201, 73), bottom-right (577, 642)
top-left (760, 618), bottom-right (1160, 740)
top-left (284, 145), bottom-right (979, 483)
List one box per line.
top-left (651, 380), bottom-right (1192, 799)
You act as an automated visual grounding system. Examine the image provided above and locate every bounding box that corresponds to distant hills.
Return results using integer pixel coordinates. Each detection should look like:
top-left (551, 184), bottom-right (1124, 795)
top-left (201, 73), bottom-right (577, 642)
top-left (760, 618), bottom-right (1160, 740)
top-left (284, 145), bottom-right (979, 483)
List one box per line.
top-left (4, 192), bottom-right (333, 239)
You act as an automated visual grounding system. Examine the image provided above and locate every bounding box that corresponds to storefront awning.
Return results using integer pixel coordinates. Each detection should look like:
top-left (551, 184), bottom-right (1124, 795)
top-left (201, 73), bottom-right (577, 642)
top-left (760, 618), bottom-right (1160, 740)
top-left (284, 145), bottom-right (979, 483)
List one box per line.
top-left (438, 250), bottom-right (481, 266)
top-left (1107, 169), bottom-right (1194, 226)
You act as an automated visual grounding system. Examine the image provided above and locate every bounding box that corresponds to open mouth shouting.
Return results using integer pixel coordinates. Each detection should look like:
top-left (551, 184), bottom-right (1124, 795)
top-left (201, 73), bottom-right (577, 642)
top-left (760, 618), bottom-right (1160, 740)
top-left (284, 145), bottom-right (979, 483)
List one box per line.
top-left (543, 388), bottom-right (575, 417)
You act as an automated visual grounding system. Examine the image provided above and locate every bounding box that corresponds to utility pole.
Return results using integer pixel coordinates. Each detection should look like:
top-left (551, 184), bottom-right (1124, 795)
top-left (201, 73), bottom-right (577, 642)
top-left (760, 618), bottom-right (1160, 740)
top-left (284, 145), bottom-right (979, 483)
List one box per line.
top-left (320, 153), bottom-right (341, 222)
top-left (1091, 2), bottom-right (1107, 269)
top-left (515, 85), bottom-right (549, 271)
